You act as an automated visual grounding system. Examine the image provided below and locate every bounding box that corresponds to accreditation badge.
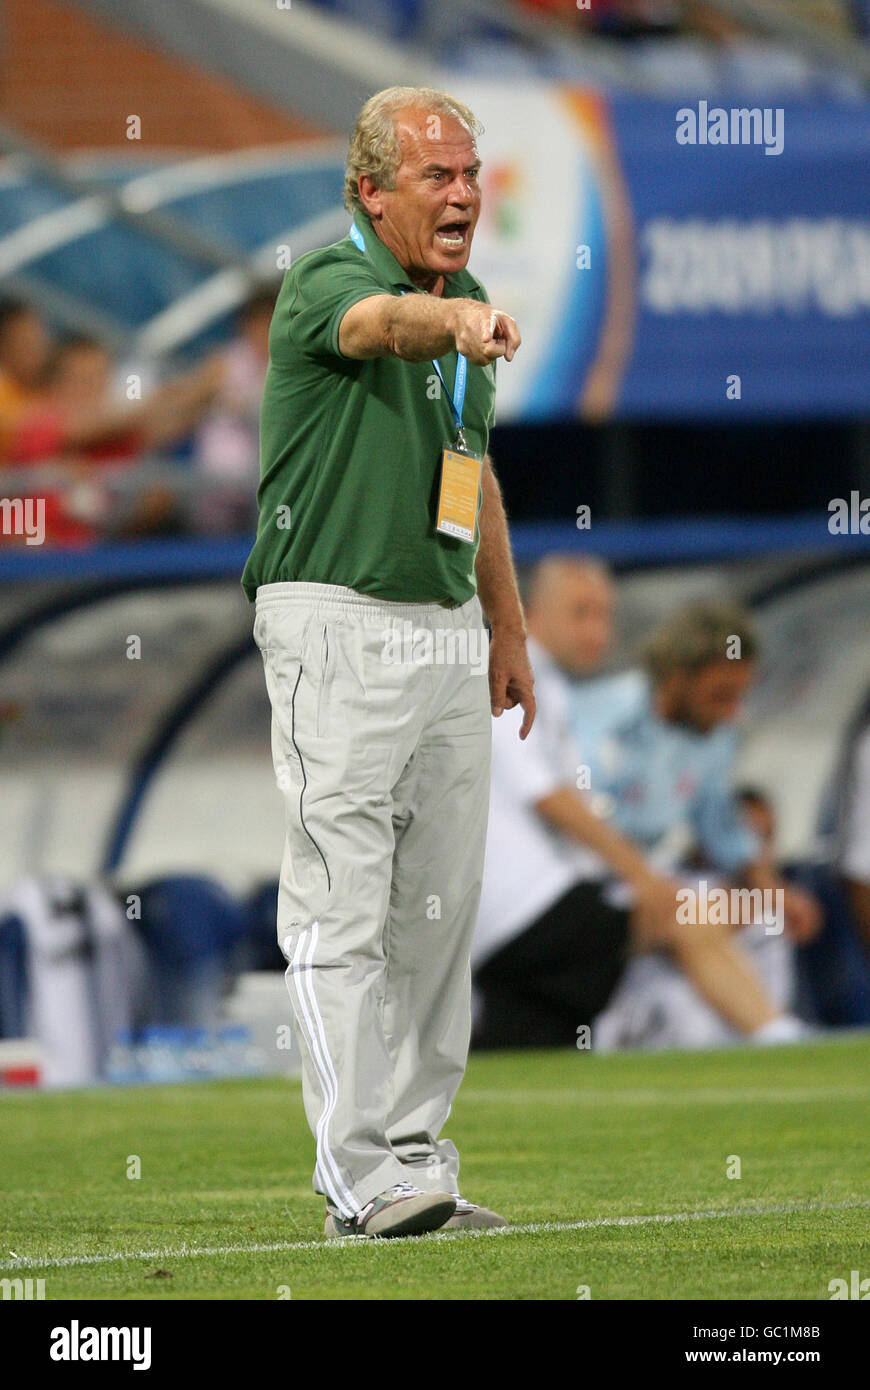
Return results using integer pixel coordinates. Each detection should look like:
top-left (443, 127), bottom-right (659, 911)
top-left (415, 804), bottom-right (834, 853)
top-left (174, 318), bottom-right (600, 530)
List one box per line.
top-left (435, 442), bottom-right (482, 544)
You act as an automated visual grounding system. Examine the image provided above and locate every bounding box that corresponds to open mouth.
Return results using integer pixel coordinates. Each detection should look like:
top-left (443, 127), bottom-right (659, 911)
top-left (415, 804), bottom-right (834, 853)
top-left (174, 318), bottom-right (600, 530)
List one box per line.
top-left (435, 221), bottom-right (469, 249)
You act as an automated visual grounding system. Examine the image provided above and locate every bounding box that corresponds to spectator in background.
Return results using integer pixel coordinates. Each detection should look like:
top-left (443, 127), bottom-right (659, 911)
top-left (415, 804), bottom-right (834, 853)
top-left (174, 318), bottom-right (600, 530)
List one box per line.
top-left (740, 782), bottom-right (870, 1028)
top-left (3, 334), bottom-right (224, 544)
top-left (520, 0), bottom-right (738, 38)
top-left (0, 301), bottom-right (52, 450)
top-left (472, 558), bottom-right (810, 1050)
top-left (735, 784), bottom-right (776, 849)
top-left (570, 601), bottom-right (818, 940)
top-left (522, 0), bottom-right (676, 30)
top-left (571, 599), bottom-right (821, 1049)
top-left (7, 334), bottom-right (224, 466)
top-left (474, 557), bottom-right (629, 1048)
top-left (8, 335), bottom-right (142, 469)
top-left (190, 287), bottom-right (277, 534)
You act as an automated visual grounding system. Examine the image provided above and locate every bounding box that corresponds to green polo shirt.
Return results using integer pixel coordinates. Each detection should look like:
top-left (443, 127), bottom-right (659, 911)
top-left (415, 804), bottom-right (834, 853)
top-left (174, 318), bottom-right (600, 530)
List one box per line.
top-left (241, 211), bottom-right (497, 604)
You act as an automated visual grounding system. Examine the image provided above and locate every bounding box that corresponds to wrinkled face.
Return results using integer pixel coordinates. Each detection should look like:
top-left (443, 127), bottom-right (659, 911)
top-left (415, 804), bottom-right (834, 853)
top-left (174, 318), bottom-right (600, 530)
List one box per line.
top-left (667, 660), bottom-right (756, 733)
top-left (0, 311), bottom-right (50, 388)
top-left (361, 108), bottom-right (482, 287)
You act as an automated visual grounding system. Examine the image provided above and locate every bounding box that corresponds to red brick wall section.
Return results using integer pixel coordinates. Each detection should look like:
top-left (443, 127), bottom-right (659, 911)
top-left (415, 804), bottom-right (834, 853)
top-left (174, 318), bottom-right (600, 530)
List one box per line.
top-left (0, 0), bottom-right (325, 151)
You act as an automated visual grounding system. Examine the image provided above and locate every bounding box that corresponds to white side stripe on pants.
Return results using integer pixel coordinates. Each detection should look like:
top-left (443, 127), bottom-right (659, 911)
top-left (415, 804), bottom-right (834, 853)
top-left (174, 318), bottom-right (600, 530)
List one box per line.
top-left (298, 926), bottom-right (356, 1214)
top-left (286, 924), bottom-right (360, 1219)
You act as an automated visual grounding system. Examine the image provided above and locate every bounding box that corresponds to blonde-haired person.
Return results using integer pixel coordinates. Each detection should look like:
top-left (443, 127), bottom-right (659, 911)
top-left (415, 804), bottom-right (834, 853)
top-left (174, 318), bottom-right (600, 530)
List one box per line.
top-left (569, 597), bottom-right (821, 1048)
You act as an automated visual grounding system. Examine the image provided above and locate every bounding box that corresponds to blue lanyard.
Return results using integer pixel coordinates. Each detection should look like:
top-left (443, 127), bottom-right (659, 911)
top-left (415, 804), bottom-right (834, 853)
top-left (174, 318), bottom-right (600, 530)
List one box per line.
top-left (350, 220), bottom-right (468, 450)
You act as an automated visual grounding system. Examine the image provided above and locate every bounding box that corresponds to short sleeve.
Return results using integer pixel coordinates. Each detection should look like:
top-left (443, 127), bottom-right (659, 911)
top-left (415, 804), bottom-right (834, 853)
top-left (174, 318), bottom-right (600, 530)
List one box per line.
top-left (276, 251), bottom-right (389, 362)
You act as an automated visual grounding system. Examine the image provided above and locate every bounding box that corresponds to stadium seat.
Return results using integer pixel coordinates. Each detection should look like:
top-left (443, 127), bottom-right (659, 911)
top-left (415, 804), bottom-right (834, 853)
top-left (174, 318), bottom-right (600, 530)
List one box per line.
top-left (131, 874), bottom-right (250, 1026)
top-left (243, 881), bottom-right (285, 973)
top-left (789, 863), bottom-right (870, 1026)
top-left (0, 914), bottom-right (27, 1039)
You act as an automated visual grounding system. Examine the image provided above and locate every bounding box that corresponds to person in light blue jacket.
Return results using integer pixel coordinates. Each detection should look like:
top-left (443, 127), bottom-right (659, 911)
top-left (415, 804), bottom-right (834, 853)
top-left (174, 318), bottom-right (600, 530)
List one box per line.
top-left (566, 598), bottom-right (821, 1048)
top-left (568, 601), bottom-right (819, 933)
top-left (569, 669), bottom-right (758, 881)
top-left (474, 560), bottom-right (818, 1051)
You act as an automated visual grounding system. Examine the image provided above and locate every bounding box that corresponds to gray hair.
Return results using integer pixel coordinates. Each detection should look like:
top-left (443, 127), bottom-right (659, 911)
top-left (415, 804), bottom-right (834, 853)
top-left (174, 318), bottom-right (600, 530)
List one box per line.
top-left (344, 86), bottom-right (483, 214)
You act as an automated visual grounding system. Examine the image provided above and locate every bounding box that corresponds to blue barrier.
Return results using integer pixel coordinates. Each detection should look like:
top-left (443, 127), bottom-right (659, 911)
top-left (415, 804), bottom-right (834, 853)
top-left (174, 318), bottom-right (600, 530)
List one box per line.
top-left (1, 514), bottom-right (869, 584)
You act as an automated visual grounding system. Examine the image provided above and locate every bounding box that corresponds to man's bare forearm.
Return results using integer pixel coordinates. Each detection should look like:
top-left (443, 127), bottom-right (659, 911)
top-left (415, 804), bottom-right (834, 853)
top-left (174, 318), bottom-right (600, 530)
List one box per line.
top-left (536, 787), bottom-right (655, 890)
top-left (385, 295), bottom-right (461, 362)
top-left (340, 293), bottom-right (520, 367)
top-left (341, 293), bottom-right (461, 362)
top-left (475, 456), bottom-right (525, 631)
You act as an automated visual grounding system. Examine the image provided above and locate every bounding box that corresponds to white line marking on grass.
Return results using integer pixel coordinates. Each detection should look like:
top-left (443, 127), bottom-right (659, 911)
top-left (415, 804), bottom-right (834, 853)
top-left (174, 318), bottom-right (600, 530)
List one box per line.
top-left (460, 1086), bottom-right (870, 1107)
top-left (4, 1198), bottom-right (868, 1272)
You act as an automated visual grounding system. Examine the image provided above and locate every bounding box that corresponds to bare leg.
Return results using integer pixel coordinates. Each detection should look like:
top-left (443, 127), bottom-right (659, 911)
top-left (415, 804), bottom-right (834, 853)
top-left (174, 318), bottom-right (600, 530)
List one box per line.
top-left (632, 915), bottom-right (778, 1035)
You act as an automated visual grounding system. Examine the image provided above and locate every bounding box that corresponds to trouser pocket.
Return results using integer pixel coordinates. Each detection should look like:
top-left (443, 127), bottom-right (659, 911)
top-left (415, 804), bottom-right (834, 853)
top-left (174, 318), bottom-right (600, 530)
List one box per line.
top-left (252, 605), bottom-right (269, 656)
top-left (315, 621), bottom-right (335, 739)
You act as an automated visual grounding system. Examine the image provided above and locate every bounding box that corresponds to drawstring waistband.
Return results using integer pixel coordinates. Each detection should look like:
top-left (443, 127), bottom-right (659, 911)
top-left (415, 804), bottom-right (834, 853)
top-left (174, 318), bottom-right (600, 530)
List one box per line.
top-left (255, 581), bottom-right (479, 628)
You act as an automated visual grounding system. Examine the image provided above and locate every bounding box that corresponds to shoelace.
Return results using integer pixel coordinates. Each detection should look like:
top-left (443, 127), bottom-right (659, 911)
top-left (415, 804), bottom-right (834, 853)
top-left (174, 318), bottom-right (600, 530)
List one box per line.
top-left (385, 1181), bottom-right (424, 1198)
top-left (356, 1181), bottom-right (423, 1225)
top-left (451, 1194), bottom-right (476, 1213)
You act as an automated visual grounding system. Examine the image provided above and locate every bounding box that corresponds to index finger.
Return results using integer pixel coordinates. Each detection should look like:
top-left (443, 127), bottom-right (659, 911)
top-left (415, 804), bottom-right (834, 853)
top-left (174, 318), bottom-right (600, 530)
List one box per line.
top-left (498, 315), bottom-right (522, 362)
top-left (518, 687), bottom-right (536, 740)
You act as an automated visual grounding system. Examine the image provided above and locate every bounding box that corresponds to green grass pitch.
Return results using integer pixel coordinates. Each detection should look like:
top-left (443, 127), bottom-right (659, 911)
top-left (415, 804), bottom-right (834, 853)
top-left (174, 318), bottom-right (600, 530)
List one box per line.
top-left (2, 1035), bottom-right (868, 1301)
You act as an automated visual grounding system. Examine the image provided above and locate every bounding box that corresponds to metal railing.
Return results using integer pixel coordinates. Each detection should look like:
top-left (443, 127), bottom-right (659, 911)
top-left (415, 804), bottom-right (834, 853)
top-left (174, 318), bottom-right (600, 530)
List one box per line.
top-left (0, 122), bottom-right (346, 361)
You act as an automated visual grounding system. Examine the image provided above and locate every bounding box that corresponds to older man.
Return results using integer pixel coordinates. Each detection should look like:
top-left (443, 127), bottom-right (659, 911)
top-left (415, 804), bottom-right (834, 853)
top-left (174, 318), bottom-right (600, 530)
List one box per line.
top-left (242, 87), bottom-right (534, 1238)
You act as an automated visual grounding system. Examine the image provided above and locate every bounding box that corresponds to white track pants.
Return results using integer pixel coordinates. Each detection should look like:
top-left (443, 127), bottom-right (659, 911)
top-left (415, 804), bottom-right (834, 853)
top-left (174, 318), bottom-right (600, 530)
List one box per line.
top-left (254, 582), bottom-right (492, 1218)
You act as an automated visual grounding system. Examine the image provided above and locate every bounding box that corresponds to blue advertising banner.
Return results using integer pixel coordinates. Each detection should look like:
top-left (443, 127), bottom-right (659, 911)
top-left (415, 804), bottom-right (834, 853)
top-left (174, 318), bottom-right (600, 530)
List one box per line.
top-left (454, 84), bottom-right (870, 421)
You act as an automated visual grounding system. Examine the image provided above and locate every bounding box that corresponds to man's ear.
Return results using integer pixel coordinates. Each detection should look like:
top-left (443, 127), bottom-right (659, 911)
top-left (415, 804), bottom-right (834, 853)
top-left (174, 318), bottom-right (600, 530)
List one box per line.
top-left (357, 175), bottom-right (383, 219)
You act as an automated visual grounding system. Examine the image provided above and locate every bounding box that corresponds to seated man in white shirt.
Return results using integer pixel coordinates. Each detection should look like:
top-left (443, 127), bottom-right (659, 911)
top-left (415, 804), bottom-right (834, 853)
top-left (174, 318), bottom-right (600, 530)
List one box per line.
top-left (473, 558), bottom-right (629, 1046)
top-left (473, 556), bottom-right (812, 1050)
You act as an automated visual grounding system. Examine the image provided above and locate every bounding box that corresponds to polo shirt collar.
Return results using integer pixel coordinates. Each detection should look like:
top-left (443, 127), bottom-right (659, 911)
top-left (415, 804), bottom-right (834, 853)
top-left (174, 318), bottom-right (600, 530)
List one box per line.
top-left (350, 210), bottom-right (483, 296)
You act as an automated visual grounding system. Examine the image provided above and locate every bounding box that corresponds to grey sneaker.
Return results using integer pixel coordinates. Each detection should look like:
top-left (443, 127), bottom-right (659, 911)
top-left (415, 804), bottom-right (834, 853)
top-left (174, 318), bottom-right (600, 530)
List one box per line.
top-left (324, 1182), bottom-right (456, 1240)
top-left (442, 1195), bottom-right (507, 1230)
